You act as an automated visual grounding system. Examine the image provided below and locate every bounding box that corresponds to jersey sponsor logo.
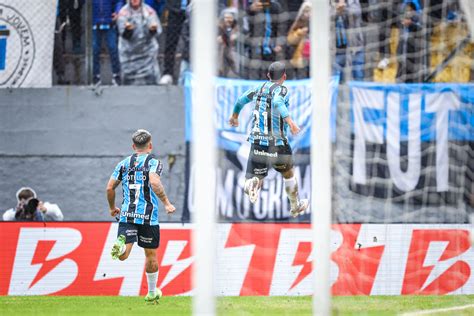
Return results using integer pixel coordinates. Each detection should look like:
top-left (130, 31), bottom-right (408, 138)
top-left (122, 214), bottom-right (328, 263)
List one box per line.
top-left (254, 149), bottom-right (278, 158)
top-left (139, 236), bottom-right (153, 244)
top-left (126, 166), bottom-right (151, 173)
top-left (125, 229), bottom-right (137, 236)
top-left (252, 133), bottom-right (274, 141)
top-left (121, 211), bottom-right (151, 220)
top-left (254, 167), bottom-right (267, 175)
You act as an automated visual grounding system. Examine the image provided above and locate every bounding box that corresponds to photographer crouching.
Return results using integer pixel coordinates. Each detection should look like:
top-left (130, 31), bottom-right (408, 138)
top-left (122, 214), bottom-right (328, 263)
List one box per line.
top-left (2, 187), bottom-right (64, 221)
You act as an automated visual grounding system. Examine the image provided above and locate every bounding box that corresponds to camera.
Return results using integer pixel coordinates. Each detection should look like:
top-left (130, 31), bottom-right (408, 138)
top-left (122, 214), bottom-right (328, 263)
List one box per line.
top-left (15, 198), bottom-right (40, 221)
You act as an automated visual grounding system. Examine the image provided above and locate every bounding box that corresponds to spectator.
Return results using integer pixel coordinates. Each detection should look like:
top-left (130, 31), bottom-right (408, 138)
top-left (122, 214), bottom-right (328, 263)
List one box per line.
top-left (430, 0), bottom-right (473, 82)
top-left (2, 187), bottom-right (63, 222)
top-left (218, 8), bottom-right (239, 77)
top-left (159, 0), bottom-right (189, 85)
top-left (178, 3), bottom-right (191, 85)
top-left (117, 0), bottom-right (162, 85)
top-left (369, 0), bottom-right (400, 70)
top-left (287, 1), bottom-right (311, 79)
top-left (395, 1), bottom-right (423, 83)
top-left (92, 0), bottom-right (123, 86)
top-left (145, 0), bottom-right (166, 17)
top-left (331, 0), bottom-right (366, 81)
top-left (275, 0), bottom-right (304, 37)
top-left (244, 0), bottom-right (285, 80)
top-left (59, 0), bottom-right (85, 54)
top-left (53, 7), bottom-right (68, 85)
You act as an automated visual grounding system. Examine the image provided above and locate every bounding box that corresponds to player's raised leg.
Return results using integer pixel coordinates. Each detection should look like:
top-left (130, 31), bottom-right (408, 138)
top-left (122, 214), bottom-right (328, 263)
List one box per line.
top-left (243, 144), bottom-right (268, 203)
top-left (281, 168), bottom-right (309, 217)
top-left (111, 222), bottom-right (137, 260)
top-left (244, 176), bottom-right (262, 203)
top-left (117, 242), bottom-right (133, 261)
top-left (144, 248), bottom-right (162, 303)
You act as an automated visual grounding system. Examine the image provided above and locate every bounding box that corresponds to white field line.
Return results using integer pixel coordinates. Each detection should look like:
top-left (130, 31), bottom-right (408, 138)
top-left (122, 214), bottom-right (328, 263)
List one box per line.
top-left (400, 304), bottom-right (474, 316)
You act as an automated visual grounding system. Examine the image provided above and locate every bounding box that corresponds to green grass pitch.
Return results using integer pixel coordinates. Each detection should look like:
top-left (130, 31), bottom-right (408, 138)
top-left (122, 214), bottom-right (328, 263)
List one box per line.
top-left (1, 295), bottom-right (474, 315)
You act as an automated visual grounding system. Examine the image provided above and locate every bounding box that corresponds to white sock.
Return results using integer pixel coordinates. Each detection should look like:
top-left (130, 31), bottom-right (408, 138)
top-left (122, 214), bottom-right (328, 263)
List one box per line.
top-left (284, 176), bottom-right (299, 207)
top-left (244, 179), bottom-right (251, 194)
top-left (146, 271), bottom-right (158, 294)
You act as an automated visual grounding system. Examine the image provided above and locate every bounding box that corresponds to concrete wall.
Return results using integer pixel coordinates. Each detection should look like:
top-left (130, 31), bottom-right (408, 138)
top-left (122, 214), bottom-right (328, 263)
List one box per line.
top-left (0, 86), bottom-right (186, 221)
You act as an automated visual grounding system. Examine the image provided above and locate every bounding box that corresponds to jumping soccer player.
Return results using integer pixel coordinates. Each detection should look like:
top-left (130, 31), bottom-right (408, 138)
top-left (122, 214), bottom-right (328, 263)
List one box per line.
top-left (229, 61), bottom-right (309, 217)
top-left (106, 129), bottom-right (176, 303)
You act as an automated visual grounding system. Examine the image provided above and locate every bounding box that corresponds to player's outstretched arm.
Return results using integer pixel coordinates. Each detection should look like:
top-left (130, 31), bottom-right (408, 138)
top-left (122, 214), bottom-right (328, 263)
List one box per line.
top-left (229, 87), bottom-right (256, 127)
top-left (284, 116), bottom-right (301, 135)
top-left (106, 178), bottom-right (121, 217)
top-left (149, 172), bottom-right (176, 215)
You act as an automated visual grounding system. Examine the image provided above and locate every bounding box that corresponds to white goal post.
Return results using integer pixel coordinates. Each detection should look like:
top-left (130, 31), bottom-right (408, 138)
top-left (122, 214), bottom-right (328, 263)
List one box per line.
top-left (310, 1), bottom-right (332, 315)
top-left (191, 0), bottom-right (217, 315)
top-left (191, 0), bottom-right (331, 315)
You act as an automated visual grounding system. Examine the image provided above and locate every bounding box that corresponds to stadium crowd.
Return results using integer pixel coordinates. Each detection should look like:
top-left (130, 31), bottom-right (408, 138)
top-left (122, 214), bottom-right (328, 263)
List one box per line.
top-left (52, 0), bottom-right (473, 85)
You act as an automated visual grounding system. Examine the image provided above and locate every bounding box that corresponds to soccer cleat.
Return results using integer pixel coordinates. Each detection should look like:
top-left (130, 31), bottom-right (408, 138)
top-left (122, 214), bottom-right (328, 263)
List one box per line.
top-left (245, 177), bottom-right (260, 204)
top-left (290, 199), bottom-right (309, 218)
top-left (111, 234), bottom-right (126, 260)
top-left (144, 288), bottom-right (162, 304)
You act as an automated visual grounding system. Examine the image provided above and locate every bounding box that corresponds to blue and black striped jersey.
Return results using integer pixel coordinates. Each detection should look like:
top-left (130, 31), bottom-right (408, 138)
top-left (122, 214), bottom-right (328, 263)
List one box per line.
top-left (233, 81), bottom-right (290, 146)
top-left (111, 153), bottom-right (163, 226)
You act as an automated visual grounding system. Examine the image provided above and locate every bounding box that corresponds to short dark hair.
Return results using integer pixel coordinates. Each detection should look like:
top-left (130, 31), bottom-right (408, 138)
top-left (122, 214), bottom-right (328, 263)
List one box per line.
top-left (132, 129), bottom-right (152, 148)
top-left (17, 188), bottom-right (36, 201)
top-left (268, 62), bottom-right (286, 81)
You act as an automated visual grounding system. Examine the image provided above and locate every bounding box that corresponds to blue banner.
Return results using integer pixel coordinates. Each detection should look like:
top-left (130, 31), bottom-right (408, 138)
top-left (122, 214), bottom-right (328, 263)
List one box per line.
top-left (349, 82), bottom-right (473, 208)
top-left (350, 82), bottom-right (474, 142)
top-left (184, 74), bottom-right (339, 222)
top-left (185, 74), bottom-right (340, 146)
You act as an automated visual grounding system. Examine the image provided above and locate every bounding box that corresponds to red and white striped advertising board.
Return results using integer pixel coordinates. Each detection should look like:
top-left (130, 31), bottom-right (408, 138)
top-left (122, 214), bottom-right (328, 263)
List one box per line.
top-left (0, 223), bottom-right (473, 296)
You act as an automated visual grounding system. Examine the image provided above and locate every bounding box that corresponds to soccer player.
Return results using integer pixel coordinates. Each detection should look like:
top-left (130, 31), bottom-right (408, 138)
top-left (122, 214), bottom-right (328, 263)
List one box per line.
top-left (229, 61), bottom-right (309, 217)
top-left (106, 129), bottom-right (176, 303)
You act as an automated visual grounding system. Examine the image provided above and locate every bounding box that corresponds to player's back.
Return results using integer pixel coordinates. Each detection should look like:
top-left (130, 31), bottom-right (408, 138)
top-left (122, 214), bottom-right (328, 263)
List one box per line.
top-left (248, 81), bottom-right (290, 146)
top-left (112, 153), bottom-right (163, 225)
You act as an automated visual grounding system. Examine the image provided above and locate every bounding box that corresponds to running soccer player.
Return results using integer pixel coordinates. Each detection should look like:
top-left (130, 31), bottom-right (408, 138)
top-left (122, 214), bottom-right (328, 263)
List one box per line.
top-left (229, 61), bottom-right (309, 217)
top-left (106, 129), bottom-right (176, 303)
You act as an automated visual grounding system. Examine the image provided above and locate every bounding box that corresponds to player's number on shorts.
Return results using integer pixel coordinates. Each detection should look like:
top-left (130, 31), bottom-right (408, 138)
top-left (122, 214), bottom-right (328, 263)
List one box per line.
top-left (252, 109), bottom-right (268, 134)
top-left (130, 184), bottom-right (141, 205)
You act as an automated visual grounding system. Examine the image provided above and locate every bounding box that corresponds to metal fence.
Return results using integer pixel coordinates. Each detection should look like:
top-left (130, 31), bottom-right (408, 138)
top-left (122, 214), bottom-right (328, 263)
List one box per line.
top-left (51, 0), bottom-right (474, 85)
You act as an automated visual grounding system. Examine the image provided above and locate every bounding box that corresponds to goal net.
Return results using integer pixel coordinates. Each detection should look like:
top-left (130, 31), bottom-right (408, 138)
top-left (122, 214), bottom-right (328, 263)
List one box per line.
top-left (189, 0), bottom-right (474, 314)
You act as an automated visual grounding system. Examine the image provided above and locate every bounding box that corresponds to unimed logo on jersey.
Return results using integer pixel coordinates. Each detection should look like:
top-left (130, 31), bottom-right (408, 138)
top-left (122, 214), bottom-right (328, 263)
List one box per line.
top-left (0, 4), bottom-right (35, 87)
